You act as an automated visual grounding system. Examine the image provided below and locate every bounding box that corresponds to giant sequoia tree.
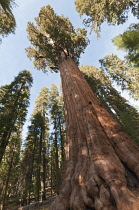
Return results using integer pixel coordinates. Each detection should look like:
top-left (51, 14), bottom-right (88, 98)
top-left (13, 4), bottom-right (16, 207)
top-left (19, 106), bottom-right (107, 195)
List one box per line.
top-left (26, 5), bottom-right (139, 210)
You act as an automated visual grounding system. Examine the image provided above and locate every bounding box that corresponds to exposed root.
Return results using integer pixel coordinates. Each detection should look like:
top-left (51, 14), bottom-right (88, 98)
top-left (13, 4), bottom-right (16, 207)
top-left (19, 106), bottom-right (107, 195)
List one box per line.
top-left (109, 180), bottom-right (139, 210)
top-left (49, 156), bottom-right (139, 210)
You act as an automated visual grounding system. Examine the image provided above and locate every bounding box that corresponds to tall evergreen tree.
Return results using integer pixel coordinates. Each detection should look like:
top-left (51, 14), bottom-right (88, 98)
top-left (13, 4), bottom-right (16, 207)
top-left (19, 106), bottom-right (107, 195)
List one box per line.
top-left (33, 86), bottom-right (49, 201)
top-left (26, 6), bottom-right (139, 209)
top-left (49, 84), bottom-right (65, 194)
top-left (0, 70), bottom-right (33, 163)
top-left (21, 113), bottom-right (46, 205)
top-left (75, 0), bottom-right (139, 34)
top-left (21, 86), bottom-right (49, 204)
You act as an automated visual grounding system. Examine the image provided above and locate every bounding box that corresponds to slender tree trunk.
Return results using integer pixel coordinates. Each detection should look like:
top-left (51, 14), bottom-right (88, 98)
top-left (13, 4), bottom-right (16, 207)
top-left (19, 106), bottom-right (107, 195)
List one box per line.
top-left (51, 153), bottom-right (53, 197)
top-left (0, 130), bottom-right (12, 164)
top-left (49, 56), bottom-right (139, 210)
top-left (58, 117), bottom-right (65, 172)
top-left (1, 153), bottom-right (14, 210)
top-left (41, 129), bottom-right (47, 201)
top-left (36, 132), bottom-right (42, 201)
top-left (54, 127), bottom-right (60, 194)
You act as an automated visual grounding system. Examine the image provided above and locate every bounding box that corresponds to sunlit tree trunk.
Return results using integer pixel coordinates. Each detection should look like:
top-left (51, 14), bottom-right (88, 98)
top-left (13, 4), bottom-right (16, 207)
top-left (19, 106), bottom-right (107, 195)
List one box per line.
top-left (50, 56), bottom-right (139, 210)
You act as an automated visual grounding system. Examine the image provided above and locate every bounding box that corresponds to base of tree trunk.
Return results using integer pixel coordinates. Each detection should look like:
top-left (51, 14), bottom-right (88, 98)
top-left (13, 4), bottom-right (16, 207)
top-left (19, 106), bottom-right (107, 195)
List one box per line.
top-left (49, 158), bottom-right (139, 209)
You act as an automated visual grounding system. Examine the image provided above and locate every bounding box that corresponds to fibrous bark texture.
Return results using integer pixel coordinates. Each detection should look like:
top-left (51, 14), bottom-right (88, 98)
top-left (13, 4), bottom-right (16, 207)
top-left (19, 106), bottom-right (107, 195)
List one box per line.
top-left (49, 57), bottom-right (139, 210)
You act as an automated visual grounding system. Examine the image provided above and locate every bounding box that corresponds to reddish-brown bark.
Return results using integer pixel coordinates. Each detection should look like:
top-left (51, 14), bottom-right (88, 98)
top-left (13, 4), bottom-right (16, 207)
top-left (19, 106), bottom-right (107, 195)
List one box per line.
top-left (49, 56), bottom-right (139, 210)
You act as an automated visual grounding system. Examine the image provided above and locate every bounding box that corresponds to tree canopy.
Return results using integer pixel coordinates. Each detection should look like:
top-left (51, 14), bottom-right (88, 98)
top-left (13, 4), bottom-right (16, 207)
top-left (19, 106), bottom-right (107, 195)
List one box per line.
top-left (0, 70), bottom-right (33, 163)
top-left (75, 0), bottom-right (139, 33)
top-left (0, 0), bottom-right (16, 37)
top-left (26, 5), bottom-right (89, 72)
top-left (113, 24), bottom-right (139, 67)
top-left (99, 54), bottom-right (139, 99)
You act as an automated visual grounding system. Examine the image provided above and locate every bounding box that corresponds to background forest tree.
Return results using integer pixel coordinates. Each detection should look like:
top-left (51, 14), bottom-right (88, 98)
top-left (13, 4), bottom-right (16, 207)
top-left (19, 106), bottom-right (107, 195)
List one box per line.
top-left (0, 70), bottom-right (33, 163)
top-left (0, 70), bottom-right (33, 209)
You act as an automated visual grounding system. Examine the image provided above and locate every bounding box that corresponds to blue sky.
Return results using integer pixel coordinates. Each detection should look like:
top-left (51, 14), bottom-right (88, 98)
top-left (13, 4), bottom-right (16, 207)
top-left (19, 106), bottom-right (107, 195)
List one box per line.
top-left (0, 0), bottom-right (139, 139)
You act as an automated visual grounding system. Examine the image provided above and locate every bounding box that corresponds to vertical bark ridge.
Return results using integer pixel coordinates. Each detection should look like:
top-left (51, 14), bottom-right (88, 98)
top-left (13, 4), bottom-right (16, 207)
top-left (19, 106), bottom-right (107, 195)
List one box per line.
top-left (63, 57), bottom-right (139, 179)
top-left (49, 56), bottom-right (139, 210)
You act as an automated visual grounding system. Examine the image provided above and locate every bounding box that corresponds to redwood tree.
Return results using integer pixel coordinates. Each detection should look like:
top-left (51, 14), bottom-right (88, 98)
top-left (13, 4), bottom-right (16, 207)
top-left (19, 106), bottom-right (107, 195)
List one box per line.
top-left (26, 5), bottom-right (139, 209)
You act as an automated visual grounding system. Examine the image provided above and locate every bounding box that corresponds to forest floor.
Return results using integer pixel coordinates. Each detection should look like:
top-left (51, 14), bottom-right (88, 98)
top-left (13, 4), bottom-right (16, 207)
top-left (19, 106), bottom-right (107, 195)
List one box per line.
top-left (5, 203), bottom-right (50, 210)
top-left (4, 196), bottom-right (56, 210)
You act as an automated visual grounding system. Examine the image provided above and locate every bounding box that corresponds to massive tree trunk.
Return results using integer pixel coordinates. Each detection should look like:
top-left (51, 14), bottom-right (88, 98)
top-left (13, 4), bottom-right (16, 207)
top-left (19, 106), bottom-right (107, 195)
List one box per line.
top-left (49, 56), bottom-right (139, 210)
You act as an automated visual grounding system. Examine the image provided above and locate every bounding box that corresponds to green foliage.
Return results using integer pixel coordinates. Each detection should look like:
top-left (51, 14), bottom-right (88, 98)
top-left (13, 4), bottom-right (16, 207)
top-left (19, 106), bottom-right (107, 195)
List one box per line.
top-left (0, 0), bottom-right (16, 37)
top-left (99, 54), bottom-right (139, 99)
top-left (20, 86), bottom-right (50, 203)
top-left (0, 70), bottom-right (33, 163)
top-left (75, 0), bottom-right (139, 34)
top-left (26, 5), bottom-right (89, 71)
top-left (33, 86), bottom-right (49, 117)
top-left (0, 70), bottom-right (33, 134)
top-left (49, 84), bottom-right (65, 193)
top-left (20, 112), bottom-right (46, 204)
top-left (0, 131), bottom-right (22, 208)
top-left (113, 24), bottom-right (139, 66)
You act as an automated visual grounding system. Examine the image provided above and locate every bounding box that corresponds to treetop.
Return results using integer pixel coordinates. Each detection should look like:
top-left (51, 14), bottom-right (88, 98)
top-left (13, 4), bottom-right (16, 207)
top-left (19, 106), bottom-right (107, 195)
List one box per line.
top-left (26, 5), bottom-right (89, 72)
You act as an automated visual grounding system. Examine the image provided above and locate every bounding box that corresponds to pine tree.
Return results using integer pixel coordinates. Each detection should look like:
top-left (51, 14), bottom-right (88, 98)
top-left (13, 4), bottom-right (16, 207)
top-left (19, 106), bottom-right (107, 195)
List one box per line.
top-left (74, 0), bottom-right (139, 34)
top-left (26, 6), bottom-right (139, 209)
top-left (0, 70), bottom-right (33, 164)
top-left (49, 84), bottom-right (65, 194)
top-left (21, 87), bottom-right (49, 204)
top-left (33, 86), bottom-right (49, 201)
top-left (20, 127), bottom-right (36, 206)
top-left (20, 113), bottom-right (46, 204)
